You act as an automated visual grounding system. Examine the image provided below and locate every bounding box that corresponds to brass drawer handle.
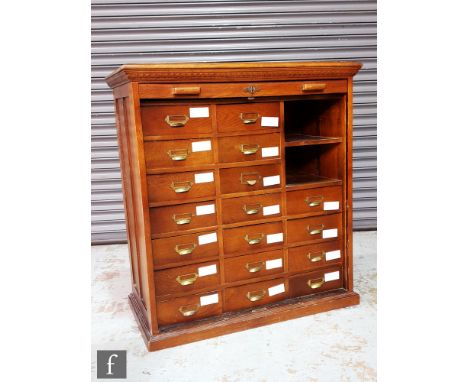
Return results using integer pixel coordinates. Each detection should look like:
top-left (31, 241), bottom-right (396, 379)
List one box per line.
top-left (302, 83), bottom-right (327, 92)
top-left (240, 172), bottom-right (261, 186)
top-left (165, 114), bottom-right (189, 127)
top-left (170, 181), bottom-right (193, 193)
top-left (172, 86), bottom-right (201, 95)
top-left (244, 233), bottom-right (265, 245)
top-left (167, 149), bottom-right (189, 161)
top-left (242, 203), bottom-right (262, 215)
top-left (307, 224), bottom-right (324, 236)
top-left (239, 112), bottom-right (259, 124)
top-left (172, 213), bottom-right (193, 225)
top-left (305, 196), bottom-right (323, 207)
top-left (245, 261), bottom-right (265, 273)
top-left (174, 243), bottom-right (197, 256)
top-left (246, 289), bottom-right (266, 302)
top-left (178, 303), bottom-right (200, 317)
top-left (240, 144), bottom-right (260, 155)
top-left (307, 252), bottom-right (325, 263)
top-left (176, 273), bottom-right (198, 286)
top-left (307, 277), bottom-right (325, 289)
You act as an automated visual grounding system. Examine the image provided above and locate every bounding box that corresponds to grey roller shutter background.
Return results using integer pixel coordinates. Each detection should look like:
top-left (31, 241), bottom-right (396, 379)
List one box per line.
top-left (91, 0), bottom-right (377, 244)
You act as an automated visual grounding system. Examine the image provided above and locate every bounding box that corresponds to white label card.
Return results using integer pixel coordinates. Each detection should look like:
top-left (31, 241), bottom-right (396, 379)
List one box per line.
top-left (195, 204), bottom-right (215, 216)
top-left (268, 283), bottom-right (285, 296)
top-left (198, 232), bottom-right (217, 245)
top-left (261, 116), bottom-right (279, 127)
top-left (323, 201), bottom-right (340, 211)
top-left (266, 232), bottom-right (283, 244)
top-left (194, 172), bottom-right (214, 184)
top-left (198, 264), bottom-right (217, 277)
top-left (189, 107), bottom-right (209, 118)
top-left (325, 250), bottom-right (341, 261)
top-left (324, 271), bottom-right (340, 282)
top-left (263, 175), bottom-right (280, 187)
top-left (261, 146), bottom-right (279, 158)
top-left (263, 204), bottom-right (280, 216)
top-left (322, 228), bottom-right (338, 239)
top-left (191, 140), bottom-right (212, 152)
top-left (200, 293), bottom-right (219, 306)
top-left (266, 258), bottom-right (283, 270)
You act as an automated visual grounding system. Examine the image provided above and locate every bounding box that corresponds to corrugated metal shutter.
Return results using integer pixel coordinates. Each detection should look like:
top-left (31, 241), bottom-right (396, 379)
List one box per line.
top-left (91, 0), bottom-right (377, 244)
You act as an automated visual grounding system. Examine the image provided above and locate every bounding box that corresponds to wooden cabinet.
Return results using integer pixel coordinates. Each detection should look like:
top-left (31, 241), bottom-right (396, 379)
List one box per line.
top-left (106, 61), bottom-right (361, 351)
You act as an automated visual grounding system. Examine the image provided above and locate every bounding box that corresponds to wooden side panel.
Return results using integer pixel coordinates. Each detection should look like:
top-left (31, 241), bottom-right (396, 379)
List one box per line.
top-left (345, 78), bottom-right (354, 291)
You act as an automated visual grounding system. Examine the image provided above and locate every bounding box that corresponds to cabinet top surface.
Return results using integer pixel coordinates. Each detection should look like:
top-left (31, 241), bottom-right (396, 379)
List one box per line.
top-left (105, 61), bottom-right (362, 88)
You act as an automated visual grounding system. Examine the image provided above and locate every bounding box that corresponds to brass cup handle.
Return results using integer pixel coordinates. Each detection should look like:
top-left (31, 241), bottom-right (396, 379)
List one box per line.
top-left (172, 213), bottom-right (193, 225)
top-left (243, 203), bottom-right (262, 215)
top-left (307, 277), bottom-right (325, 289)
top-left (165, 114), bottom-right (189, 127)
top-left (170, 181), bottom-right (193, 193)
top-left (307, 252), bottom-right (325, 263)
top-left (245, 261), bottom-right (265, 273)
top-left (239, 112), bottom-right (259, 124)
top-left (307, 224), bottom-right (324, 236)
top-left (244, 233), bottom-right (265, 245)
top-left (167, 149), bottom-right (189, 161)
top-left (178, 304), bottom-right (200, 317)
top-left (246, 289), bottom-right (266, 302)
top-left (240, 172), bottom-right (261, 186)
top-left (176, 273), bottom-right (198, 286)
top-left (302, 83), bottom-right (327, 92)
top-left (305, 196), bottom-right (323, 207)
top-left (240, 144), bottom-right (260, 155)
top-left (174, 243), bottom-right (197, 256)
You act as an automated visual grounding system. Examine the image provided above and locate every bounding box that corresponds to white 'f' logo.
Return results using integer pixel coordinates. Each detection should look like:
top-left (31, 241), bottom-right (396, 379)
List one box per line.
top-left (107, 354), bottom-right (119, 375)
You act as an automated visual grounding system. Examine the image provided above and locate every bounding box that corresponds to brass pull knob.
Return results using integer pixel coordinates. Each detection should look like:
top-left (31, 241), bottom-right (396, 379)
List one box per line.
top-left (246, 289), bottom-right (266, 302)
top-left (178, 304), bottom-right (200, 317)
top-left (302, 83), bottom-right (327, 92)
top-left (239, 112), bottom-right (259, 124)
top-left (305, 196), bottom-right (323, 207)
top-left (172, 86), bottom-right (201, 95)
top-left (307, 224), bottom-right (324, 236)
top-left (167, 149), bottom-right (189, 161)
top-left (240, 172), bottom-right (261, 186)
top-left (307, 252), bottom-right (325, 263)
top-left (240, 144), bottom-right (260, 155)
top-left (242, 203), bottom-right (262, 215)
top-left (245, 261), bottom-right (265, 273)
top-left (174, 243), bottom-right (197, 256)
top-left (244, 233), bottom-right (265, 245)
top-left (176, 273), bottom-right (198, 286)
top-left (165, 114), bottom-right (189, 127)
top-left (307, 277), bottom-right (325, 289)
top-left (172, 213), bottom-right (193, 225)
top-left (170, 181), bottom-right (193, 193)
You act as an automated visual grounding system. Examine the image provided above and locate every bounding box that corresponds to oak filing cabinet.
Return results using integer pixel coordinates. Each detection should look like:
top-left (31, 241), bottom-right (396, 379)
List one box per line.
top-left (106, 61), bottom-right (362, 351)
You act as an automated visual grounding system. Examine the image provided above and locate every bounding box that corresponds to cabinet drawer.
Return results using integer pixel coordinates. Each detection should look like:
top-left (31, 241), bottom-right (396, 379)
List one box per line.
top-left (289, 266), bottom-right (343, 298)
top-left (152, 231), bottom-right (219, 267)
top-left (144, 138), bottom-right (214, 169)
top-left (219, 164), bottom-right (282, 195)
top-left (288, 241), bottom-right (343, 273)
top-left (141, 104), bottom-right (212, 136)
top-left (286, 186), bottom-right (343, 216)
top-left (147, 170), bottom-right (216, 204)
top-left (287, 214), bottom-right (342, 245)
top-left (156, 290), bottom-right (222, 326)
top-left (154, 261), bottom-right (220, 297)
top-left (217, 133), bottom-right (281, 163)
top-left (223, 221), bottom-right (284, 256)
top-left (150, 201), bottom-right (217, 235)
top-left (217, 102), bottom-right (280, 133)
top-left (225, 278), bottom-right (289, 312)
top-left (224, 250), bottom-right (285, 283)
top-left (221, 192), bottom-right (282, 225)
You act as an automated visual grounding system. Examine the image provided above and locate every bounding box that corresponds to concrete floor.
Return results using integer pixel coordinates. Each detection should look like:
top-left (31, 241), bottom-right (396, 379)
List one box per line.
top-left (92, 231), bottom-right (376, 382)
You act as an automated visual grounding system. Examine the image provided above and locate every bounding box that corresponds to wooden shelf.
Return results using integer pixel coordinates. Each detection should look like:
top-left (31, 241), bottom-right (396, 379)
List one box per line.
top-left (285, 134), bottom-right (342, 147)
top-left (286, 173), bottom-right (342, 189)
